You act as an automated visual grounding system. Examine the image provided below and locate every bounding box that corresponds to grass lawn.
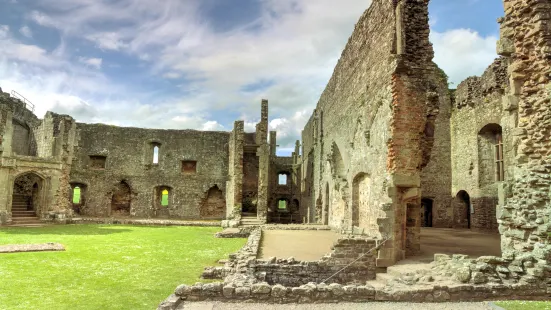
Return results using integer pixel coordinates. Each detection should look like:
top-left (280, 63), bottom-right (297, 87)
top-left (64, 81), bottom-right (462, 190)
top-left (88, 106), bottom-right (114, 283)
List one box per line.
top-left (495, 301), bottom-right (551, 310)
top-left (0, 225), bottom-right (246, 310)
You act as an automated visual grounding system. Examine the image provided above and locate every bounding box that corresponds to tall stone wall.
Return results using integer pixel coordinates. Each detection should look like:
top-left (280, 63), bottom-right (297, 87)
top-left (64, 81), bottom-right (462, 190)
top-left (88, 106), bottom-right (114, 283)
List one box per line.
top-left (70, 123), bottom-right (230, 218)
top-left (420, 64), bottom-right (452, 228)
top-left (498, 0), bottom-right (551, 257)
top-left (300, 0), bottom-right (436, 265)
top-left (448, 57), bottom-right (513, 232)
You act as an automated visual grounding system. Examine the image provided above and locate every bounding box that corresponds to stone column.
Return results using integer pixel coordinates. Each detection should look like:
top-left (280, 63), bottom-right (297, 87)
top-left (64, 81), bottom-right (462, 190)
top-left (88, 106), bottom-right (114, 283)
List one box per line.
top-left (256, 100), bottom-right (269, 223)
top-left (225, 121), bottom-right (244, 224)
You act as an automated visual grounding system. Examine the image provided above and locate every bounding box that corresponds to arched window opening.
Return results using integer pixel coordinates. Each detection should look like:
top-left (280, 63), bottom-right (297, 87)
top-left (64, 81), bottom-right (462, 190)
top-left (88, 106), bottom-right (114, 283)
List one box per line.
top-left (278, 200), bottom-right (287, 210)
top-left (73, 186), bottom-right (81, 204)
top-left (478, 124), bottom-right (504, 186)
top-left (153, 145), bottom-right (159, 164)
top-left (161, 189), bottom-right (169, 206)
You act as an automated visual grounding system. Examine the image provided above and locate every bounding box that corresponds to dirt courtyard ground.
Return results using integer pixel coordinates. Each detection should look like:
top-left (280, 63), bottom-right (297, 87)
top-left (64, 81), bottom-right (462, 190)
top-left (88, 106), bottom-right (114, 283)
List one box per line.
top-left (258, 228), bottom-right (501, 263)
top-left (416, 227), bottom-right (501, 262)
top-left (258, 229), bottom-right (339, 261)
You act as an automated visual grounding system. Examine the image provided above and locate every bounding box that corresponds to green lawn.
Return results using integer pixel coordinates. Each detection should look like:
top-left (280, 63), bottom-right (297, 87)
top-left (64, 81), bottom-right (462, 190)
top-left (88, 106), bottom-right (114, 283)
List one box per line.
top-left (496, 301), bottom-right (551, 310)
top-left (0, 225), bottom-right (246, 310)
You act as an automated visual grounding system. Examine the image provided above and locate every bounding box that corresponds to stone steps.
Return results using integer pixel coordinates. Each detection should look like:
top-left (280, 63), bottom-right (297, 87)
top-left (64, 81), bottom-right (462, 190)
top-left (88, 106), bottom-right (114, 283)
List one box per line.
top-left (240, 216), bottom-right (263, 227)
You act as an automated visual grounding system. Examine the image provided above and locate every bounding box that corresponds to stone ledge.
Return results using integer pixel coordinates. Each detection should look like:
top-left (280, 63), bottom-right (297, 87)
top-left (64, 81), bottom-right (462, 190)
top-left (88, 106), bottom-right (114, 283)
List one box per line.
top-left (0, 242), bottom-right (65, 253)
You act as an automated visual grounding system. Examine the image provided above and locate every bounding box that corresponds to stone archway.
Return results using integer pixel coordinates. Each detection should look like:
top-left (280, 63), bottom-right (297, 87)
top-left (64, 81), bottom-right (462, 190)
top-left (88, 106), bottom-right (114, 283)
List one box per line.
top-left (453, 190), bottom-right (471, 229)
top-left (12, 172), bottom-right (44, 221)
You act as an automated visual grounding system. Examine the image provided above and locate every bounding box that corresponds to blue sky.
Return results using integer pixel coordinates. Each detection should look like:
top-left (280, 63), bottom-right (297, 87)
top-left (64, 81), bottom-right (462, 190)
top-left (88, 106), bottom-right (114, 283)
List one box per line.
top-left (0, 0), bottom-right (503, 154)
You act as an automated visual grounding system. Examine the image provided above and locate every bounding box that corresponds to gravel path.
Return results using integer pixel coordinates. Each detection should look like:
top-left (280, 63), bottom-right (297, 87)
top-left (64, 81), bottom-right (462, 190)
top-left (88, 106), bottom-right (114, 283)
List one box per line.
top-left (179, 301), bottom-right (494, 310)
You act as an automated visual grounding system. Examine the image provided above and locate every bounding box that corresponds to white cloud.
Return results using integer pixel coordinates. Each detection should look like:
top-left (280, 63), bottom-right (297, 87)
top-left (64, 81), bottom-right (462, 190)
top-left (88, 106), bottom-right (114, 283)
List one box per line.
top-left (19, 25), bottom-right (32, 38)
top-left (430, 28), bottom-right (498, 86)
top-left (78, 57), bottom-right (102, 69)
top-left (6, 1), bottom-right (501, 149)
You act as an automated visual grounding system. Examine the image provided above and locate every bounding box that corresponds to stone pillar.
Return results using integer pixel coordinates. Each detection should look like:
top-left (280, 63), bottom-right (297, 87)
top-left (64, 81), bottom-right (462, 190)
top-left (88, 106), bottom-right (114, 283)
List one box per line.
top-left (256, 100), bottom-right (269, 223)
top-left (49, 115), bottom-right (77, 220)
top-left (269, 131), bottom-right (277, 156)
top-left (225, 121), bottom-right (244, 223)
top-left (498, 0), bottom-right (551, 258)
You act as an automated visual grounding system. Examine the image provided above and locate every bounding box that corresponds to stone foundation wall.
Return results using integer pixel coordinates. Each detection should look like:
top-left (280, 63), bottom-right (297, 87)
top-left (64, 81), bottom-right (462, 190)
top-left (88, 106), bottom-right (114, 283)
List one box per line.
top-left (254, 238), bottom-right (377, 286)
top-left (160, 281), bottom-right (549, 308)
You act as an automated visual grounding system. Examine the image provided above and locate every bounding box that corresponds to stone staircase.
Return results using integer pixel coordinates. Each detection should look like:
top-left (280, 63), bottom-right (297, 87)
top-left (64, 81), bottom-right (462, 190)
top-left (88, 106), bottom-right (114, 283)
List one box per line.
top-left (10, 194), bottom-right (43, 227)
top-left (240, 213), bottom-right (263, 227)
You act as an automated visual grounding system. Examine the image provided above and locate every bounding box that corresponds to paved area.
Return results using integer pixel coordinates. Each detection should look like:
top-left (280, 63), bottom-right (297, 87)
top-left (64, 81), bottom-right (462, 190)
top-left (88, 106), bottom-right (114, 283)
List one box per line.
top-left (416, 228), bottom-right (501, 262)
top-left (179, 301), bottom-right (494, 309)
top-left (258, 229), bottom-right (339, 261)
top-left (257, 227), bottom-right (500, 263)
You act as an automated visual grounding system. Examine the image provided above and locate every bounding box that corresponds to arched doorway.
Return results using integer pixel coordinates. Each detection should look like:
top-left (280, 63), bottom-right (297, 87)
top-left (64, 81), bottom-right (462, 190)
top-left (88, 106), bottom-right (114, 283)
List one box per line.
top-left (421, 198), bottom-right (434, 227)
top-left (111, 181), bottom-right (132, 217)
top-left (12, 172), bottom-right (43, 222)
top-left (453, 190), bottom-right (471, 229)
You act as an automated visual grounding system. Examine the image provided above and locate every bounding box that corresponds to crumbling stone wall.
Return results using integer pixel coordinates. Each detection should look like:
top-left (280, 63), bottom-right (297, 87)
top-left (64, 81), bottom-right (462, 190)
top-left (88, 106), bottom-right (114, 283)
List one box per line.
top-left (420, 64), bottom-right (453, 228)
top-left (268, 155), bottom-right (301, 223)
top-left (450, 58), bottom-right (512, 232)
top-left (70, 123), bottom-right (229, 219)
top-left (254, 237), bottom-right (377, 286)
top-left (0, 92), bottom-right (76, 224)
top-left (300, 0), bottom-right (436, 265)
top-left (497, 0), bottom-right (551, 256)
top-left (225, 121), bottom-right (244, 222)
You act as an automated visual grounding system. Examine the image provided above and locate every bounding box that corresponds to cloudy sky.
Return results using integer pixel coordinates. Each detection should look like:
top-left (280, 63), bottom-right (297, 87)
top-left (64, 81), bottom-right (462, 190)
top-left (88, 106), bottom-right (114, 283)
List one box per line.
top-left (0, 0), bottom-right (503, 154)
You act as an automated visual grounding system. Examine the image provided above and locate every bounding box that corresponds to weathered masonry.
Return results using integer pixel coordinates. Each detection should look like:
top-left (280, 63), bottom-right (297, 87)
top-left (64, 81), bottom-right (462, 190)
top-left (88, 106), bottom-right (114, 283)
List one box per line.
top-left (0, 92), bottom-right (300, 226)
top-left (2, 0), bottom-right (551, 288)
top-left (298, 0), bottom-right (551, 270)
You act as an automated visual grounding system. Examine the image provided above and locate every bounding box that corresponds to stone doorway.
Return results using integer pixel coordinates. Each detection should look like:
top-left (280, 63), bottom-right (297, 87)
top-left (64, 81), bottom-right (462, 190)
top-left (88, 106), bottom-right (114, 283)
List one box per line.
top-left (453, 190), bottom-right (471, 229)
top-left (421, 198), bottom-right (433, 227)
top-left (111, 181), bottom-right (132, 217)
top-left (11, 172), bottom-right (43, 223)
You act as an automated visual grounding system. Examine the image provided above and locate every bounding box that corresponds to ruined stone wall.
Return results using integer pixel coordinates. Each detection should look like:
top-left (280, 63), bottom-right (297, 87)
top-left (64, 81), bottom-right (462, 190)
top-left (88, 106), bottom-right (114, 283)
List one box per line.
top-left (269, 156), bottom-right (301, 223)
top-left (304, 0), bottom-right (398, 233)
top-left (450, 57), bottom-right (512, 232)
top-left (225, 121), bottom-right (244, 221)
top-left (302, 0), bottom-right (435, 264)
top-left (420, 64), bottom-right (453, 228)
top-left (498, 0), bottom-right (551, 256)
top-left (70, 123), bottom-right (230, 219)
top-left (0, 92), bottom-right (76, 224)
top-left (300, 113), bottom-right (316, 223)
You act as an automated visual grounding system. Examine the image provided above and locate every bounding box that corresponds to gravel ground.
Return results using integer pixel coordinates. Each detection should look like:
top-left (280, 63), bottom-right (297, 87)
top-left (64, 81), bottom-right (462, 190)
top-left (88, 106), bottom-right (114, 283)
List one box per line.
top-left (179, 301), bottom-right (495, 310)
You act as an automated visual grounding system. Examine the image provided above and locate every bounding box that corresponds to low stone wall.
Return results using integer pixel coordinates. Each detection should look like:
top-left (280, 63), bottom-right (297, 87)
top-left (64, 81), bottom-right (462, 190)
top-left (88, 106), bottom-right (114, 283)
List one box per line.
top-left (158, 281), bottom-right (549, 309)
top-left (65, 217), bottom-right (221, 227)
top-left (254, 238), bottom-right (377, 286)
top-left (202, 228), bottom-right (262, 279)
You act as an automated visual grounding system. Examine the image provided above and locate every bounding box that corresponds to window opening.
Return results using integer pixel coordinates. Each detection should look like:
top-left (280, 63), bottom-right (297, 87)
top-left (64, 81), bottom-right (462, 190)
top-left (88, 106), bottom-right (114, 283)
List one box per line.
top-left (153, 146), bottom-right (159, 164)
top-left (495, 133), bottom-right (504, 181)
top-left (89, 155), bottom-right (107, 169)
top-left (278, 173), bottom-right (287, 185)
top-left (73, 186), bottom-right (81, 204)
top-left (278, 200), bottom-right (287, 210)
top-left (182, 161), bottom-right (197, 174)
top-left (161, 189), bottom-right (169, 206)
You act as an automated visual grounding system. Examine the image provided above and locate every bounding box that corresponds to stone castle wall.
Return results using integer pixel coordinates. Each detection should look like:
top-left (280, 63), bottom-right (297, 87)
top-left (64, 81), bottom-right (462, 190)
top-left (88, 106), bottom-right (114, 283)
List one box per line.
top-left (69, 123), bottom-right (230, 218)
